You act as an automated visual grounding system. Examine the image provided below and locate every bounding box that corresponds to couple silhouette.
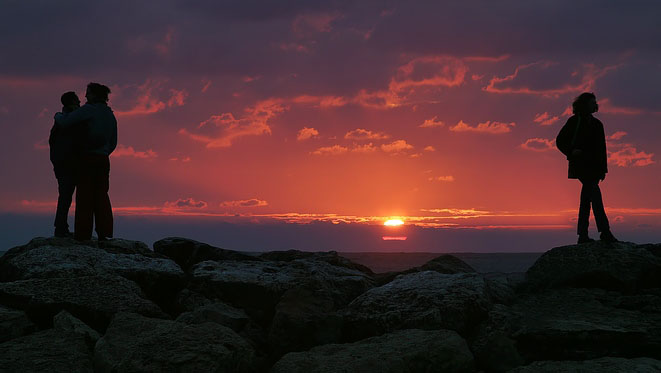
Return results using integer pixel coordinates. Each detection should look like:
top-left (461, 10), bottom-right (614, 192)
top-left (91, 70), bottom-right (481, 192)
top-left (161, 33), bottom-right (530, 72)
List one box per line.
top-left (49, 82), bottom-right (117, 241)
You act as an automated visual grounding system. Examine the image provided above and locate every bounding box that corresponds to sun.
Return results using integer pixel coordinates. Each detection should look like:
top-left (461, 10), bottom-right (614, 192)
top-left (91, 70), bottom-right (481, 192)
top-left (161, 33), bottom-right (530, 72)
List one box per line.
top-left (384, 219), bottom-right (404, 226)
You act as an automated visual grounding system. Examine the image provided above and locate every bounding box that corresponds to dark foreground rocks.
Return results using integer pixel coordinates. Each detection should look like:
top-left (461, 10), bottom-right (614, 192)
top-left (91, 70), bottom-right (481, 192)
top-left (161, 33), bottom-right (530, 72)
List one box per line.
top-left (1, 237), bottom-right (660, 372)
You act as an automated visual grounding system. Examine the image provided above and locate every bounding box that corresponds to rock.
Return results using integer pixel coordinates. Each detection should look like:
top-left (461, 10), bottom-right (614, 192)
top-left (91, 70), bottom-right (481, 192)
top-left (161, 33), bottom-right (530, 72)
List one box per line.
top-left (525, 241), bottom-right (661, 293)
top-left (260, 249), bottom-right (374, 276)
top-left (176, 301), bottom-right (250, 332)
top-left (153, 237), bottom-right (259, 271)
top-left (54, 310), bottom-right (101, 346)
top-left (0, 329), bottom-right (93, 372)
top-left (191, 259), bottom-right (374, 325)
top-left (0, 237), bottom-right (186, 313)
top-left (374, 254), bottom-right (475, 286)
top-left (94, 312), bottom-right (256, 373)
top-left (509, 357), bottom-right (661, 372)
top-left (268, 285), bottom-right (344, 355)
top-left (0, 304), bottom-right (36, 343)
top-left (271, 329), bottom-right (474, 373)
top-left (343, 271), bottom-right (492, 340)
top-left (506, 288), bottom-right (661, 361)
top-left (0, 275), bottom-right (166, 331)
top-left (470, 304), bottom-right (525, 372)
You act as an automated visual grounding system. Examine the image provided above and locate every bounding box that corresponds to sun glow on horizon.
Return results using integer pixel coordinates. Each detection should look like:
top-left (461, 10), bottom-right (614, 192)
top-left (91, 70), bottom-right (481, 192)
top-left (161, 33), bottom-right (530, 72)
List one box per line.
top-left (384, 219), bottom-right (404, 226)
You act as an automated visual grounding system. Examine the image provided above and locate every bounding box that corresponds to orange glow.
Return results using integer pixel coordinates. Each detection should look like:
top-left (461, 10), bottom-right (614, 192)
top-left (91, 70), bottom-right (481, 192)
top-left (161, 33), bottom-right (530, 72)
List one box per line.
top-left (382, 236), bottom-right (407, 241)
top-left (384, 219), bottom-right (404, 226)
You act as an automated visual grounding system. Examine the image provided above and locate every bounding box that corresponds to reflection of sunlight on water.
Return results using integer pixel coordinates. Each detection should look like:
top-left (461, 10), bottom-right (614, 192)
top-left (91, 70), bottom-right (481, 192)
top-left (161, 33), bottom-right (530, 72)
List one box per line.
top-left (382, 236), bottom-right (407, 241)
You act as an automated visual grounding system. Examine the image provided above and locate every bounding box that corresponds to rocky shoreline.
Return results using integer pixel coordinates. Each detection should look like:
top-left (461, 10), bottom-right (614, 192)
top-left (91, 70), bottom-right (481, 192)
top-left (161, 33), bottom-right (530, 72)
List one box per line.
top-left (1, 237), bottom-right (660, 372)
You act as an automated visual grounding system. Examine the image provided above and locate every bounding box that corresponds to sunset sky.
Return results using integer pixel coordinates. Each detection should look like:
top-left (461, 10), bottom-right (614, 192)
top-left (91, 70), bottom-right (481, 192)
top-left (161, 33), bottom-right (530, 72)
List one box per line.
top-left (1, 1), bottom-right (660, 251)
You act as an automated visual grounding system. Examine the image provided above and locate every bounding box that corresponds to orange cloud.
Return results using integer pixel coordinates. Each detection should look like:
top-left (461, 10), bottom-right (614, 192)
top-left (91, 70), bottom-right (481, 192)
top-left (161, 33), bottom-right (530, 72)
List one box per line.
top-left (345, 128), bottom-right (389, 140)
top-left (521, 138), bottom-right (555, 152)
top-left (608, 145), bottom-right (655, 167)
top-left (112, 144), bottom-right (157, 159)
top-left (533, 112), bottom-right (559, 126)
top-left (608, 131), bottom-right (627, 140)
top-left (419, 116), bottom-right (445, 128)
top-left (389, 56), bottom-right (467, 92)
top-left (115, 80), bottom-right (187, 116)
top-left (351, 143), bottom-right (377, 153)
top-left (220, 198), bottom-right (268, 207)
top-left (181, 99), bottom-right (285, 148)
top-left (424, 146), bottom-right (436, 152)
top-left (450, 120), bottom-right (515, 134)
top-left (381, 139), bottom-right (413, 153)
top-left (297, 127), bottom-right (319, 141)
top-left (311, 145), bottom-right (349, 155)
top-left (164, 198), bottom-right (208, 209)
top-left (428, 175), bottom-right (455, 182)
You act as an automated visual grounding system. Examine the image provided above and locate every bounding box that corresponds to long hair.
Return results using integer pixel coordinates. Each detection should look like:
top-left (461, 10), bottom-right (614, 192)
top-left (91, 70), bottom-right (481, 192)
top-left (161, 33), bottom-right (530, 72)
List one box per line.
top-left (572, 92), bottom-right (596, 114)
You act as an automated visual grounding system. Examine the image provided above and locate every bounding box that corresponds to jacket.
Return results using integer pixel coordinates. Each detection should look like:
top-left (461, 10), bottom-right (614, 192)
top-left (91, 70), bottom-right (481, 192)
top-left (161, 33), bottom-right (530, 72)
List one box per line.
top-left (54, 103), bottom-right (117, 156)
top-left (556, 114), bottom-right (608, 179)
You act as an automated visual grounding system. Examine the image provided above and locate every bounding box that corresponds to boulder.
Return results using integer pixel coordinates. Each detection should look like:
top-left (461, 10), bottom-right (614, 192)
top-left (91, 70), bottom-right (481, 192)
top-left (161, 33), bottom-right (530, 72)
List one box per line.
top-left (0, 304), bottom-right (36, 343)
top-left (504, 288), bottom-right (661, 361)
top-left (176, 300), bottom-right (250, 332)
top-left (525, 241), bottom-right (661, 292)
top-left (260, 249), bottom-right (374, 276)
top-left (153, 237), bottom-right (259, 270)
top-left (54, 310), bottom-right (101, 346)
top-left (0, 328), bottom-right (93, 372)
top-left (191, 259), bottom-right (374, 325)
top-left (509, 357), bottom-right (661, 372)
top-left (268, 285), bottom-right (344, 355)
top-left (94, 312), bottom-right (256, 373)
top-left (270, 329), bottom-right (474, 373)
top-left (343, 271), bottom-right (493, 341)
top-left (0, 275), bottom-right (166, 331)
top-left (374, 254), bottom-right (475, 286)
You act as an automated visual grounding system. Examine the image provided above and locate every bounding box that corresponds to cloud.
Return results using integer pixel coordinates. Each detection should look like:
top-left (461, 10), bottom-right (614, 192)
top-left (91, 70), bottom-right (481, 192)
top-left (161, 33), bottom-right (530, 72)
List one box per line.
top-left (449, 120), bottom-right (515, 134)
top-left (521, 138), bottom-right (555, 152)
top-left (351, 142), bottom-right (377, 153)
top-left (164, 197), bottom-right (208, 209)
top-left (428, 176), bottom-right (455, 182)
top-left (220, 198), bottom-right (268, 207)
top-left (389, 56), bottom-right (467, 92)
top-left (292, 11), bottom-right (342, 34)
top-left (484, 61), bottom-right (618, 97)
top-left (608, 145), bottom-right (655, 167)
top-left (115, 80), bottom-right (188, 116)
top-left (344, 128), bottom-right (389, 140)
top-left (598, 98), bottom-right (644, 115)
top-left (297, 126), bottom-right (319, 141)
top-left (608, 131), bottom-right (627, 140)
top-left (381, 139), bottom-right (413, 153)
top-left (291, 95), bottom-right (348, 107)
top-left (201, 79), bottom-right (212, 93)
top-left (533, 112), bottom-right (559, 126)
top-left (311, 144), bottom-right (349, 155)
top-left (419, 116), bottom-right (445, 128)
top-left (180, 99), bottom-right (285, 148)
top-left (424, 146), bottom-right (436, 152)
top-left (111, 144), bottom-right (157, 158)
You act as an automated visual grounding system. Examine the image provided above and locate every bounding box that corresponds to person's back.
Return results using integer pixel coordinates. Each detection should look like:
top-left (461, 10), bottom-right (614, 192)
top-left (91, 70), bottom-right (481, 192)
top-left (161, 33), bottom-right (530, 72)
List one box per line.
top-left (58, 102), bottom-right (117, 156)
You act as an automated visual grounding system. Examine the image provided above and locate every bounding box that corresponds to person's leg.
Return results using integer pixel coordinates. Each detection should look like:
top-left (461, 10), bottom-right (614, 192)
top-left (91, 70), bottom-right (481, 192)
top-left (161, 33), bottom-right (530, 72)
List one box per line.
top-left (577, 178), bottom-right (592, 237)
top-left (74, 157), bottom-right (94, 241)
top-left (92, 155), bottom-right (113, 239)
top-left (53, 162), bottom-right (76, 235)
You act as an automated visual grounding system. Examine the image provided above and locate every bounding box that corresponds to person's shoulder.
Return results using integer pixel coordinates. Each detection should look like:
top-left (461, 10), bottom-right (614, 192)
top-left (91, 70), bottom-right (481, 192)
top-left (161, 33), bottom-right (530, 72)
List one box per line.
top-left (591, 116), bottom-right (604, 125)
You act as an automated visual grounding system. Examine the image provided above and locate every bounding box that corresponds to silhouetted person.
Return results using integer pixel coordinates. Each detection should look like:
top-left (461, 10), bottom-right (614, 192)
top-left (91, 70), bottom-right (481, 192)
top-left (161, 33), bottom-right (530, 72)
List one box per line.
top-left (49, 92), bottom-right (81, 237)
top-left (55, 82), bottom-right (117, 241)
top-left (556, 92), bottom-right (618, 244)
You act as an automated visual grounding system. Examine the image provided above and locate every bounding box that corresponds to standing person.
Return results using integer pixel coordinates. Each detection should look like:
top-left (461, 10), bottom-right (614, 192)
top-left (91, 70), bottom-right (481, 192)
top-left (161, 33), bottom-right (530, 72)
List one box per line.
top-left (54, 82), bottom-right (117, 241)
top-left (556, 92), bottom-right (618, 244)
top-left (49, 91), bottom-right (81, 237)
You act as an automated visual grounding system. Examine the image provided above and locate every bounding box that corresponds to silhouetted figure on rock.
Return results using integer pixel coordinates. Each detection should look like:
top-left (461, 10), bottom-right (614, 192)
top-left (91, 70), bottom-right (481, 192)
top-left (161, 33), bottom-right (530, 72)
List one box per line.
top-left (556, 92), bottom-right (618, 244)
top-left (55, 82), bottom-right (117, 241)
top-left (49, 92), bottom-right (81, 237)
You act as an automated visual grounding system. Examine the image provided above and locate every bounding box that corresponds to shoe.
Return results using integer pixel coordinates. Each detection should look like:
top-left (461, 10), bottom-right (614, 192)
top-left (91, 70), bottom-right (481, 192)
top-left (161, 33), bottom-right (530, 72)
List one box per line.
top-left (578, 235), bottom-right (595, 244)
top-left (600, 231), bottom-right (619, 243)
top-left (54, 229), bottom-right (73, 238)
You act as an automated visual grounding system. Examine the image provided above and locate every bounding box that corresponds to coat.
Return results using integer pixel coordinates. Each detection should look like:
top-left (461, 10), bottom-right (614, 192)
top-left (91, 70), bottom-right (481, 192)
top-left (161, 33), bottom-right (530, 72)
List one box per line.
top-left (54, 103), bottom-right (117, 156)
top-left (556, 114), bottom-right (608, 180)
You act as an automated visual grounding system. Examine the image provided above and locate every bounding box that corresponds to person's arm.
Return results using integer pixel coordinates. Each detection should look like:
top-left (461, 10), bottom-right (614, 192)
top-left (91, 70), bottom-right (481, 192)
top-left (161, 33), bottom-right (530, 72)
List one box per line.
top-left (54, 104), bottom-right (94, 129)
top-left (109, 115), bottom-right (118, 154)
top-left (598, 120), bottom-right (608, 175)
top-left (556, 117), bottom-right (574, 158)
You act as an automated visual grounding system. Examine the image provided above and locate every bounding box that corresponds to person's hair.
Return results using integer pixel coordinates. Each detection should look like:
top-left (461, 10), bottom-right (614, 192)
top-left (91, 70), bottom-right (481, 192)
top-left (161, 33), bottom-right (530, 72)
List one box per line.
top-left (86, 82), bottom-right (111, 103)
top-left (60, 91), bottom-right (79, 106)
top-left (572, 92), bottom-right (597, 114)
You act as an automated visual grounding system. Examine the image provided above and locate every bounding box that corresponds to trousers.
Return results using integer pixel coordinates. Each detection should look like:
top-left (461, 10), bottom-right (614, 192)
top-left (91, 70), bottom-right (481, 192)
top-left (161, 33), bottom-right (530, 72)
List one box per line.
top-left (75, 154), bottom-right (113, 240)
top-left (53, 161), bottom-right (76, 231)
top-left (577, 177), bottom-right (610, 235)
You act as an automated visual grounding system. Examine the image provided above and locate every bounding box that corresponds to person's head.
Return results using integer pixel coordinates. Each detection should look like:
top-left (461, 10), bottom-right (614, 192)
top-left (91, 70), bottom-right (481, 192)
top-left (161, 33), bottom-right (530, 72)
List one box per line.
top-left (572, 92), bottom-right (598, 115)
top-left (60, 91), bottom-right (80, 109)
top-left (85, 82), bottom-right (111, 104)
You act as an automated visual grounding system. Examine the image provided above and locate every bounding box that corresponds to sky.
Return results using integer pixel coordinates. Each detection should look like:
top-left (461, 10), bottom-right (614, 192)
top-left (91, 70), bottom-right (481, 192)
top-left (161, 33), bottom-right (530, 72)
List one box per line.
top-left (1, 0), bottom-right (660, 252)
